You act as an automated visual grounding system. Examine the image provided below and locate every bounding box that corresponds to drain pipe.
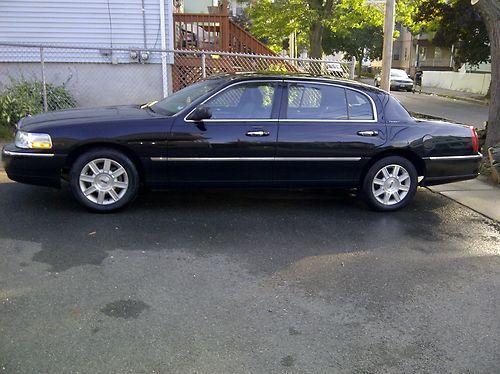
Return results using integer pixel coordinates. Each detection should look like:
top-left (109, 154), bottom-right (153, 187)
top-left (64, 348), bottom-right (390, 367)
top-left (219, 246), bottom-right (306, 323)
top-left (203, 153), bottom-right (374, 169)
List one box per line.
top-left (141, 0), bottom-right (147, 49)
top-left (159, 0), bottom-right (168, 97)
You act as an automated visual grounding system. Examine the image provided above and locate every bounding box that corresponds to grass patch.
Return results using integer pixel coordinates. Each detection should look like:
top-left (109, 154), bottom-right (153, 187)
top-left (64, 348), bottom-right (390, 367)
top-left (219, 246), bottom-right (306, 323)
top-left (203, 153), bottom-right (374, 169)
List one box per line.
top-left (0, 126), bottom-right (14, 140)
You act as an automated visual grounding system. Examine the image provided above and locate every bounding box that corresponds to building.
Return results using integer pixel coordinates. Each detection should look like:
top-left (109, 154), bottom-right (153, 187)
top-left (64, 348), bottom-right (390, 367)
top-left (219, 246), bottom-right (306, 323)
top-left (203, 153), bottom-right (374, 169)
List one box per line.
top-left (0, 0), bottom-right (271, 105)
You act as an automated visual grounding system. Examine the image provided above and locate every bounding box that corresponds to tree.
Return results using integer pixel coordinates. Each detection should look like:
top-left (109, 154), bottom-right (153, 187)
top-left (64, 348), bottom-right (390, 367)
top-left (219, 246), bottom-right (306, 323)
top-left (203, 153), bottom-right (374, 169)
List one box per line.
top-left (323, 25), bottom-right (384, 76)
top-left (247, 0), bottom-right (415, 59)
top-left (413, 0), bottom-right (498, 148)
top-left (245, 0), bottom-right (307, 54)
top-left (413, 0), bottom-right (490, 69)
top-left (474, 0), bottom-right (500, 149)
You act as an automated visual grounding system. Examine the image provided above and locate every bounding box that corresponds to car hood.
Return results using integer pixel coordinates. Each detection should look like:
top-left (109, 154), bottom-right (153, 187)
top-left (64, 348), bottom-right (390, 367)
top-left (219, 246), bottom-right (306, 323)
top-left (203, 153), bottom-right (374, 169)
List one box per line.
top-left (19, 105), bottom-right (156, 130)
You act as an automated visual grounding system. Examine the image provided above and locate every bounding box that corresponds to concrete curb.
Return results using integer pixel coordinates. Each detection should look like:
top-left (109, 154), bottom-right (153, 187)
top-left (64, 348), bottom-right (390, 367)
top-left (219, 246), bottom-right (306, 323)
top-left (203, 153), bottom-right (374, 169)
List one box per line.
top-left (419, 90), bottom-right (489, 107)
top-left (426, 177), bottom-right (500, 222)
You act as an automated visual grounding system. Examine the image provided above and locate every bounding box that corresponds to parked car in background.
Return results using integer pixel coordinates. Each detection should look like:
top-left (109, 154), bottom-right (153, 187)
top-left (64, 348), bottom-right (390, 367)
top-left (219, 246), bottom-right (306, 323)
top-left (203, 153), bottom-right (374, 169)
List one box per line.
top-left (325, 62), bottom-right (347, 78)
top-left (375, 68), bottom-right (414, 91)
top-left (2, 74), bottom-right (481, 212)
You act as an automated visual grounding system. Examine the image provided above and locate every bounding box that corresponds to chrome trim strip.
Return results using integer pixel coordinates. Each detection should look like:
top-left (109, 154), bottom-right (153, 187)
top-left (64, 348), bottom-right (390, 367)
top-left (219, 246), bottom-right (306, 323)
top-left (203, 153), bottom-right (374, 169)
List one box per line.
top-left (151, 157), bottom-right (362, 162)
top-left (275, 157), bottom-right (361, 161)
top-left (424, 154), bottom-right (482, 161)
top-left (3, 150), bottom-right (55, 157)
top-left (278, 119), bottom-right (374, 123)
top-left (201, 119), bottom-right (277, 123)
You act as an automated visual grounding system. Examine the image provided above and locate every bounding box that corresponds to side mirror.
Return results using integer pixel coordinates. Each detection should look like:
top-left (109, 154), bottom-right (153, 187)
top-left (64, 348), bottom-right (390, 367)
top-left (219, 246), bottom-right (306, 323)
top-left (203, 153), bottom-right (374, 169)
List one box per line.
top-left (188, 106), bottom-right (212, 121)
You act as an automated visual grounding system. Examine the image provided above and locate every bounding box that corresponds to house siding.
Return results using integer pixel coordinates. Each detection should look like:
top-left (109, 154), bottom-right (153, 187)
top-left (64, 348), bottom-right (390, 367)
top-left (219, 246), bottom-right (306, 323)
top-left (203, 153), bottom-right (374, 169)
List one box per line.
top-left (0, 0), bottom-right (169, 62)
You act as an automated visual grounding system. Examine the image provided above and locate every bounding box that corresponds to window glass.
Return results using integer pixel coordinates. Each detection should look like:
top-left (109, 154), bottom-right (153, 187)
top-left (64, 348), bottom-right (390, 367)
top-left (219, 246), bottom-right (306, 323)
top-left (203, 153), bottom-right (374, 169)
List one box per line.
top-left (205, 82), bottom-right (275, 119)
top-left (346, 90), bottom-right (374, 120)
top-left (287, 83), bottom-right (348, 120)
top-left (151, 79), bottom-right (221, 116)
top-left (384, 95), bottom-right (412, 122)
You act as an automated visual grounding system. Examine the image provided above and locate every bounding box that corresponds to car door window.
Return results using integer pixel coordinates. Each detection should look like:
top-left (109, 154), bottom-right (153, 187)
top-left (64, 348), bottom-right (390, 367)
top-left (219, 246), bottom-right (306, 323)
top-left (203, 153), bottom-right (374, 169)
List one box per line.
top-left (205, 82), bottom-right (276, 119)
top-left (346, 89), bottom-right (374, 120)
top-left (287, 83), bottom-right (348, 120)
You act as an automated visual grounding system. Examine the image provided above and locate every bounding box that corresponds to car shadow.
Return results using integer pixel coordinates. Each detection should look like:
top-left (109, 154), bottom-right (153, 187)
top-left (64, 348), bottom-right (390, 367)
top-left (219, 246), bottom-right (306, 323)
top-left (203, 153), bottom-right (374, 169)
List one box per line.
top-left (0, 182), bottom-right (480, 275)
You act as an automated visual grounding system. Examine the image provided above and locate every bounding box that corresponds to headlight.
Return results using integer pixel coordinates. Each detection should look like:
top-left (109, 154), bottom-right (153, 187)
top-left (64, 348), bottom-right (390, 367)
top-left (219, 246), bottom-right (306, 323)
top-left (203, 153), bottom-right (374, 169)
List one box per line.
top-left (15, 131), bottom-right (52, 149)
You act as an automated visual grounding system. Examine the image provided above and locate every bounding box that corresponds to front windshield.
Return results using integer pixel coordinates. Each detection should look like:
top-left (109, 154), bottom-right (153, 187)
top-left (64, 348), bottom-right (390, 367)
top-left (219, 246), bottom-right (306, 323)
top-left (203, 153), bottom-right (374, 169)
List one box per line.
top-left (151, 79), bottom-right (223, 116)
top-left (390, 69), bottom-right (408, 78)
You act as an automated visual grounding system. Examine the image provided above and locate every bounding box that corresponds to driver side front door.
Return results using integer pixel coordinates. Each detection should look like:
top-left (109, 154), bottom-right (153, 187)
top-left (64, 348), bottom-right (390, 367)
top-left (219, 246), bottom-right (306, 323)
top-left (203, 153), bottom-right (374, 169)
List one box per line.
top-left (168, 80), bottom-right (282, 185)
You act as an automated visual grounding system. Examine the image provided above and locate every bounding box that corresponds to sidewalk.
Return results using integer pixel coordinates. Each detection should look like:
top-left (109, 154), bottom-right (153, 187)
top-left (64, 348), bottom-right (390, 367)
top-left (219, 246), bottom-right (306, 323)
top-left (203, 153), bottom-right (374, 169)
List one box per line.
top-left (0, 140), bottom-right (10, 171)
top-left (419, 86), bottom-right (489, 106)
top-left (427, 177), bottom-right (499, 222)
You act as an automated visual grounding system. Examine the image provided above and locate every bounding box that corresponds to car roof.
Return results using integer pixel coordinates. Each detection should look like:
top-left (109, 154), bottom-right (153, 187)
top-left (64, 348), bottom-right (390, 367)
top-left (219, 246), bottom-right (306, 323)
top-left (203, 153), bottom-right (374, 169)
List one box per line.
top-left (207, 72), bottom-right (388, 95)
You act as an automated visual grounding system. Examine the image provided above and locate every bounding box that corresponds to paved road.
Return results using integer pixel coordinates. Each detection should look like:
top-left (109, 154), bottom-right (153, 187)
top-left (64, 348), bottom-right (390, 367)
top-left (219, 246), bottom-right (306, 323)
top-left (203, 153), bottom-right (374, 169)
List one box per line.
top-left (359, 78), bottom-right (489, 129)
top-left (392, 91), bottom-right (489, 129)
top-left (1, 176), bottom-right (499, 373)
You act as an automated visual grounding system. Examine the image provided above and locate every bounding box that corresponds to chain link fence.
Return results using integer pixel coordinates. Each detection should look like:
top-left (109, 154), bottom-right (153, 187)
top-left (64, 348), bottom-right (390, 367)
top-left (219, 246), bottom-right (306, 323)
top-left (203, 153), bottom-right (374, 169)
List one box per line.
top-left (0, 43), bottom-right (354, 111)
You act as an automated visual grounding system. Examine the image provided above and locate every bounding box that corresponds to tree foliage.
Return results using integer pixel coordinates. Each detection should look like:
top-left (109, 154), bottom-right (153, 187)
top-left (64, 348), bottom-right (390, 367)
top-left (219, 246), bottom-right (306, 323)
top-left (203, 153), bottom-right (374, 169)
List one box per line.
top-left (246, 0), bottom-right (413, 59)
top-left (413, 0), bottom-right (490, 67)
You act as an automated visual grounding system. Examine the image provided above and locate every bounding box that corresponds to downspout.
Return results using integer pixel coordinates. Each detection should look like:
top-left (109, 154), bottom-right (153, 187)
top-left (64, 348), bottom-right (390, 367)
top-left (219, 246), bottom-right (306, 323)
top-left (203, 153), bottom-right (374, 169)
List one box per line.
top-left (141, 0), bottom-right (147, 48)
top-left (166, 0), bottom-right (174, 94)
top-left (159, 0), bottom-right (168, 97)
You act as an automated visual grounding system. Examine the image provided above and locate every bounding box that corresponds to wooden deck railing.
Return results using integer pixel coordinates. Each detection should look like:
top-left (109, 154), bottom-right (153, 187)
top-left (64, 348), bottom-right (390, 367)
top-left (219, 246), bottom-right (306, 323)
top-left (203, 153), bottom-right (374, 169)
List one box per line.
top-left (227, 20), bottom-right (275, 55)
top-left (173, 13), bottom-right (275, 55)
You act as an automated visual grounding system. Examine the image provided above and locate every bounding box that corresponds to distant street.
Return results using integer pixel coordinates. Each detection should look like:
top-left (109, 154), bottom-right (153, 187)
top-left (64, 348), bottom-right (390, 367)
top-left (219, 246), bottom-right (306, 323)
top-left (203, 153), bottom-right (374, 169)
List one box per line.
top-left (392, 91), bottom-right (489, 129)
top-left (360, 78), bottom-right (489, 129)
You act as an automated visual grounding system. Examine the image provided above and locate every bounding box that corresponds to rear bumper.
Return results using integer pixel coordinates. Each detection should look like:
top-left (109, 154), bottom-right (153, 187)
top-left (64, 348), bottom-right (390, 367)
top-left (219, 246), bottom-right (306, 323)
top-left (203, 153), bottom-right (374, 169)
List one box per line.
top-left (390, 82), bottom-right (413, 90)
top-left (2, 144), bottom-right (65, 188)
top-left (421, 154), bottom-right (482, 186)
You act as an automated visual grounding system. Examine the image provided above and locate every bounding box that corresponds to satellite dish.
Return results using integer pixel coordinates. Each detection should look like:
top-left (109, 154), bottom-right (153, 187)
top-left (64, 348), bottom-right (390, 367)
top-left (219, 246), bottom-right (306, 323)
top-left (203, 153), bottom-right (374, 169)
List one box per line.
top-left (471, 0), bottom-right (479, 4)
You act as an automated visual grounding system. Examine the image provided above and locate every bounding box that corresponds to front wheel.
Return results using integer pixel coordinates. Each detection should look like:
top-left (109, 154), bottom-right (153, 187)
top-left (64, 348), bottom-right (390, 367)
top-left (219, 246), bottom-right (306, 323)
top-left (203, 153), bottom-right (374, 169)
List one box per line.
top-left (362, 156), bottom-right (417, 211)
top-left (69, 149), bottom-right (140, 212)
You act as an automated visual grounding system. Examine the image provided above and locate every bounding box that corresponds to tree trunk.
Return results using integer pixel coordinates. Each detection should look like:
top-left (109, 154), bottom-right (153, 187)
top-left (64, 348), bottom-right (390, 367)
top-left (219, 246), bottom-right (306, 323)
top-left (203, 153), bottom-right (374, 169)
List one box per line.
top-left (476, 0), bottom-right (500, 149)
top-left (357, 54), bottom-right (363, 78)
top-left (309, 20), bottom-right (323, 59)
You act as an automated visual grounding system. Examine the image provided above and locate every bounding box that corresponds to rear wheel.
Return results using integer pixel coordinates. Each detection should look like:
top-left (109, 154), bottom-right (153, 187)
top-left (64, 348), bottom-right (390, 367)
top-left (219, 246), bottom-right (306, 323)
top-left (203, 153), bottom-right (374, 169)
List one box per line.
top-left (69, 149), bottom-right (139, 212)
top-left (362, 156), bottom-right (417, 211)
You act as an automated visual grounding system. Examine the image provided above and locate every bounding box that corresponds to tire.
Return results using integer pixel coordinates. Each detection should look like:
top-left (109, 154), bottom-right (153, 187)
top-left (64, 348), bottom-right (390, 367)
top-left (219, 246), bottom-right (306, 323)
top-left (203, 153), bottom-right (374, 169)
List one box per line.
top-left (362, 156), bottom-right (417, 211)
top-left (69, 148), bottom-right (140, 212)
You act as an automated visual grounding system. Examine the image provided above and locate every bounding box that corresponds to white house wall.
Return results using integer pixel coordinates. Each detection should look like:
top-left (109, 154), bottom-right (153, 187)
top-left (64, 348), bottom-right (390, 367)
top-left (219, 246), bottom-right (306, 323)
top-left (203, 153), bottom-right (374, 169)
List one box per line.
top-left (0, 0), bottom-right (169, 63)
top-left (422, 71), bottom-right (491, 96)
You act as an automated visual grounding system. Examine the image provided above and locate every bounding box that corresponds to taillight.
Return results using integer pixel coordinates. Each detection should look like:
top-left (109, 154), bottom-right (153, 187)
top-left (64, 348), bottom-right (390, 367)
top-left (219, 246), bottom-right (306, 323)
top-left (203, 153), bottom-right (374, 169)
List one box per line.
top-left (470, 126), bottom-right (479, 153)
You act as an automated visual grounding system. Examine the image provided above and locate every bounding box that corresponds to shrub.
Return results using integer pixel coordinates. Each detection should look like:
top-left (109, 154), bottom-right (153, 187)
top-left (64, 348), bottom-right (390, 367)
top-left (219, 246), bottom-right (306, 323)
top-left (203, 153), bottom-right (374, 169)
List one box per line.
top-left (0, 80), bottom-right (77, 138)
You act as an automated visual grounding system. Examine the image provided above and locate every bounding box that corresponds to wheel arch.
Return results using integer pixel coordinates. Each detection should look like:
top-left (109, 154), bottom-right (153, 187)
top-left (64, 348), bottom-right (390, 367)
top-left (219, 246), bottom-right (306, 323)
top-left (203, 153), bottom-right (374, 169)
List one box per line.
top-left (360, 149), bottom-right (425, 185)
top-left (62, 142), bottom-right (145, 183)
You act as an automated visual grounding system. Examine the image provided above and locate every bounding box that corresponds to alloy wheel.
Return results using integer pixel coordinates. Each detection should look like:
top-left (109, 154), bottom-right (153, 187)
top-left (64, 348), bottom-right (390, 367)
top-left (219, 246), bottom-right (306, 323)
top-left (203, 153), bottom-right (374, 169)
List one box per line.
top-left (78, 158), bottom-right (129, 205)
top-left (371, 164), bottom-right (411, 206)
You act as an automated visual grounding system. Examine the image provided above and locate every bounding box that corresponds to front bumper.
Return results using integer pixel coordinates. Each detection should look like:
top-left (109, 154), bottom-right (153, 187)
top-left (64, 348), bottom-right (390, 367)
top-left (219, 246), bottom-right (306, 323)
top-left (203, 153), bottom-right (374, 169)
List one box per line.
top-left (421, 154), bottom-right (482, 186)
top-left (2, 144), bottom-right (65, 188)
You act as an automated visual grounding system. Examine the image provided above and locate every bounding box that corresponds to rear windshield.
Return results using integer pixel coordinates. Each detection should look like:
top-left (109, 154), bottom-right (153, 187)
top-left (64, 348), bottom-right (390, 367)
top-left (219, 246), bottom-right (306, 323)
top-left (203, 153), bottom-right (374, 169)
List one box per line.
top-left (384, 95), bottom-right (412, 122)
top-left (390, 69), bottom-right (408, 78)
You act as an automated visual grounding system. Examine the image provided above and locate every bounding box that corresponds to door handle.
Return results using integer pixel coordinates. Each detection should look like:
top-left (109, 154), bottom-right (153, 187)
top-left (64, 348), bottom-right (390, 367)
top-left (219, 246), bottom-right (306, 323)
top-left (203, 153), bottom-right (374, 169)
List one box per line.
top-left (246, 130), bottom-right (270, 137)
top-left (357, 130), bottom-right (379, 137)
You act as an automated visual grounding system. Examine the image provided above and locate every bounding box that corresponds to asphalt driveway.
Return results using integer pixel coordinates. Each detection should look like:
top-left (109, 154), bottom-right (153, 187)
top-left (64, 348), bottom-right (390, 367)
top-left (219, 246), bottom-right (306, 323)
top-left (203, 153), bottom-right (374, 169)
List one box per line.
top-left (0, 179), bottom-right (499, 373)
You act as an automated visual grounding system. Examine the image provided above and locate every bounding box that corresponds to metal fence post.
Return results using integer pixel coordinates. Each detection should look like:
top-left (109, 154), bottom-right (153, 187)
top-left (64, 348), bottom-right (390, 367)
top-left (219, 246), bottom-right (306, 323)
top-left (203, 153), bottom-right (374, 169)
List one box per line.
top-left (40, 47), bottom-right (48, 112)
top-left (349, 56), bottom-right (356, 80)
top-left (201, 52), bottom-right (206, 78)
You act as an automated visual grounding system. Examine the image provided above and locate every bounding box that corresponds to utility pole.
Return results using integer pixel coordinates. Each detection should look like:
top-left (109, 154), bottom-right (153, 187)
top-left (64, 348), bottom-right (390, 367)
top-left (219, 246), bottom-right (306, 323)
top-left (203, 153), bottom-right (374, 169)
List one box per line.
top-left (380, 0), bottom-right (395, 92)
